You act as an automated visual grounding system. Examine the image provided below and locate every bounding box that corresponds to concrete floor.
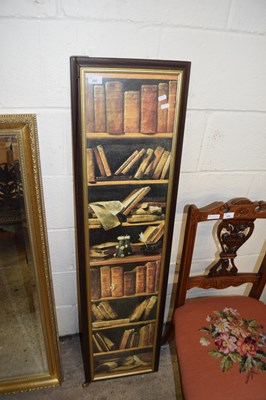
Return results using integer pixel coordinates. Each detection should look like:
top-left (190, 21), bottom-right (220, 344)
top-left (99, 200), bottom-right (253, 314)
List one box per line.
top-left (2, 335), bottom-right (182, 400)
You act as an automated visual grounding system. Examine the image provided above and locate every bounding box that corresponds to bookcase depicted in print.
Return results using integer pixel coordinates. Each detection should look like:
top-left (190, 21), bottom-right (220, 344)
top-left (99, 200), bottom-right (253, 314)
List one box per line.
top-left (70, 57), bottom-right (190, 384)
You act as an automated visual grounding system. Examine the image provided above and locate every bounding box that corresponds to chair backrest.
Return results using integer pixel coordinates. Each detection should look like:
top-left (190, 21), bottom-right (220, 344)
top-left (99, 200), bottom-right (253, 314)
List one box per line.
top-left (175, 198), bottom-right (266, 309)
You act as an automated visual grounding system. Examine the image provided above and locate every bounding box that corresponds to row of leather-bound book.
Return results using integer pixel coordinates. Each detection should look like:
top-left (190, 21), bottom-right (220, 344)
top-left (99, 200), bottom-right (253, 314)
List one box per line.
top-left (85, 80), bottom-right (177, 134)
top-left (90, 260), bottom-right (160, 300)
top-left (92, 322), bottom-right (155, 353)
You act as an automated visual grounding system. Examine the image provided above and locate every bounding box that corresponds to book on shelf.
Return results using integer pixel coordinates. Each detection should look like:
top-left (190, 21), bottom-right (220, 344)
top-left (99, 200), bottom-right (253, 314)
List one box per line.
top-left (85, 82), bottom-right (95, 133)
top-left (92, 334), bottom-right (104, 352)
top-left (140, 85), bottom-right (158, 134)
top-left (129, 298), bottom-right (150, 322)
top-left (114, 150), bottom-right (139, 175)
top-left (139, 221), bottom-right (165, 244)
top-left (95, 332), bottom-right (116, 352)
top-left (105, 81), bottom-right (124, 134)
top-left (86, 148), bottom-right (96, 183)
top-left (124, 91), bottom-right (140, 133)
top-left (90, 242), bottom-right (117, 260)
top-left (157, 82), bottom-right (169, 133)
top-left (93, 146), bottom-right (106, 177)
top-left (134, 148), bottom-right (154, 179)
top-left (91, 304), bottom-right (104, 321)
top-left (92, 318), bottom-right (130, 329)
top-left (111, 266), bottom-right (124, 297)
top-left (97, 302), bottom-right (111, 320)
top-left (97, 145), bottom-right (112, 177)
top-left (119, 328), bottom-right (135, 349)
top-left (135, 201), bottom-right (166, 210)
top-left (123, 270), bottom-right (136, 296)
top-left (160, 152), bottom-right (171, 179)
top-left (88, 217), bottom-right (102, 227)
top-left (143, 296), bottom-right (157, 320)
top-left (167, 81), bottom-right (177, 133)
top-left (126, 214), bottom-right (164, 224)
top-left (120, 148), bottom-right (146, 176)
top-left (94, 85), bottom-right (106, 132)
top-left (122, 186), bottom-right (151, 216)
top-left (132, 204), bottom-right (163, 216)
top-left (145, 262), bottom-right (157, 293)
top-left (152, 150), bottom-right (170, 179)
top-left (148, 323), bottom-right (155, 345)
top-left (128, 331), bottom-right (139, 348)
top-left (134, 265), bottom-right (146, 294)
top-left (154, 260), bottom-right (161, 292)
top-left (144, 146), bottom-right (164, 176)
top-left (100, 266), bottom-right (111, 298)
top-left (90, 268), bottom-right (101, 300)
top-left (138, 325), bottom-right (149, 347)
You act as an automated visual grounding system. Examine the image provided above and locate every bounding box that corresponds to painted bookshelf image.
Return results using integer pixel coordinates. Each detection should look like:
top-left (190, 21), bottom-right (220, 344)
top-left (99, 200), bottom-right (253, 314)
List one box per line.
top-left (71, 57), bottom-right (190, 383)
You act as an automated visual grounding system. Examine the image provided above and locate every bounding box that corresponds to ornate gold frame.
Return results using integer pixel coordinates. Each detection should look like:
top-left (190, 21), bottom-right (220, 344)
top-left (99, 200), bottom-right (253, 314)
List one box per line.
top-left (0, 114), bottom-right (62, 394)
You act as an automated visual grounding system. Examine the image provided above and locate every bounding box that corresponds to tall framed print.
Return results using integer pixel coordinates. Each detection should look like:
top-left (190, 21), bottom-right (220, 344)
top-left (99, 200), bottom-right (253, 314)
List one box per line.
top-left (70, 57), bottom-right (190, 384)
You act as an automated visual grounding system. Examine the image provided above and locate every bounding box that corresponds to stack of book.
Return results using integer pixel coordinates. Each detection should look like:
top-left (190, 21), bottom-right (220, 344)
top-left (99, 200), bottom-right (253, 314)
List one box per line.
top-left (90, 261), bottom-right (160, 300)
top-left (86, 80), bottom-right (177, 135)
top-left (126, 201), bottom-right (166, 224)
top-left (87, 144), bottom-right (171, 183)
top-left (89, 242), bottom-right (118, 260)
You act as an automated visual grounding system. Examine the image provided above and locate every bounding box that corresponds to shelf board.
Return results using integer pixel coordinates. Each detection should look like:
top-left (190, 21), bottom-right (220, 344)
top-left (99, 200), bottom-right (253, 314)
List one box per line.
top-left (88, 179), bottom-right (168, 186)
top-left (89, 254), bottom-right (161, 267)
top-left (91, 293), bottom-right (158, 303)
top-left (93, 345), bottom-right (153, 358)
top-left (86, 133), bottom-right (172, 139)
top-left (93, 365), bottom-right (153, 380)
top-left (92, 319), bottom-right (156, 331)
top-left (88, 220), bottom-right (164, 229)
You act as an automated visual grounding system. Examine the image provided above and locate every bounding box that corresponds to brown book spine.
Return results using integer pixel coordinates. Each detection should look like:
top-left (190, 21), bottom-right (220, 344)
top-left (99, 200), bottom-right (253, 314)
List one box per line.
top-left (143, 296), bottom-right (157, 320)
top-left (146, 262), bottom-right (157, 293)
top-left (155, 260), bottom-right (161, 292)
top-left (123, 271), bottom-right (136, 296)
top-left (134, 148), bottom-right (154, 179)
top-left (90, 268), bottom-right (101, 300)
top-left (138, 325), bottom-right (149, 347)
top-left (91, 303), bottom-right (104, 321)
top-left (100, 266), bottom-right (111, 298)
top-left (114, 150), bottom-right (139, 175)
top-left (86, 148), bottom-right (96, 183)
top-left (167, 81), bottom-right (177, 133)
top-left (157, 83), bottom-right (169, 133)
top-left (100, 301), bottom-right (118, 319)
top-left (129, 298), bottom-right (149, 322)
top-left (124, 91), bottom-right (140, 133)
top-left (85, 83), bottom-right (95, 133)
top-left (111, 266), bottom-right (124, 297)
top-left (140, 85), bottom-right (158, 134)
top-left (119, 329), bottom-right (134, 349)
top-left (135, 265), bottom-right (146, 294)
top-left (152, 150), bottom-right (170, 179)
top-left (94, 85), bottom-right (106, 132)
top-left (160, 153), bottom-right (171, 179)
top-left (121, 148), bottom-right (145, 175)
top-left (122, 186), bottom-right (151, 216)
top-left (148, 323), bottom-right (155, 345)
top-left (144, 146), bottom-right (165, 176)
top-left (127, 214), bottom-right (163, 223)
top-left (97, 145), bottom-right (112, 177)
top-left (105, 81), bottom-right (124, 134)
top-left (93, 147), bottom-right (106, 176)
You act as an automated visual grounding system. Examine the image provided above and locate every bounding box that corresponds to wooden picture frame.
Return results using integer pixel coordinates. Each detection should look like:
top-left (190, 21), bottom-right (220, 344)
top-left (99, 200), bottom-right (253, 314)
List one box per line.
top-left (0, 114), bottom-right (62, 394)
top-left (70, 57), bottom-right (190, 383)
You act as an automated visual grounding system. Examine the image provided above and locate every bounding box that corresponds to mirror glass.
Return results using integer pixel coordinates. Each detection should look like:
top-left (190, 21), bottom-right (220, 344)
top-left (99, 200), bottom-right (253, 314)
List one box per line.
top-left (0, 134), bottom-right (49, 379)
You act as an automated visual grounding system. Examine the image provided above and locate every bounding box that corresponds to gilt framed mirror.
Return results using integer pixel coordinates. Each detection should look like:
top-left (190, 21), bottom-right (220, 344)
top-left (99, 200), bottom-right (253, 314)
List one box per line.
top-left (0, 114), bottom-right (62, 394)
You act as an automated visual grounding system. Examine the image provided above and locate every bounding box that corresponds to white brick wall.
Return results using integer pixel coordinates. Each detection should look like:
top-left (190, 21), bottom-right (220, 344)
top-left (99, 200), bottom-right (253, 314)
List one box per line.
top-left (0, 0), bottom-right (265, 335)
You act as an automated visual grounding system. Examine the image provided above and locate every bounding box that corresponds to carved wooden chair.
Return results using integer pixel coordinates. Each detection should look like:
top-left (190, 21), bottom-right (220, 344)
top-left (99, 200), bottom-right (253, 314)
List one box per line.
top-left (171, 198), bottom-right (266, 400)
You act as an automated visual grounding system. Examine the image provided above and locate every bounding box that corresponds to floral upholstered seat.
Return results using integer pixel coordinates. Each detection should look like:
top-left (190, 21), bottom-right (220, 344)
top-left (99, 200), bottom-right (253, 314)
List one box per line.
top-left (171, 198), bottom-right (266, 400)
